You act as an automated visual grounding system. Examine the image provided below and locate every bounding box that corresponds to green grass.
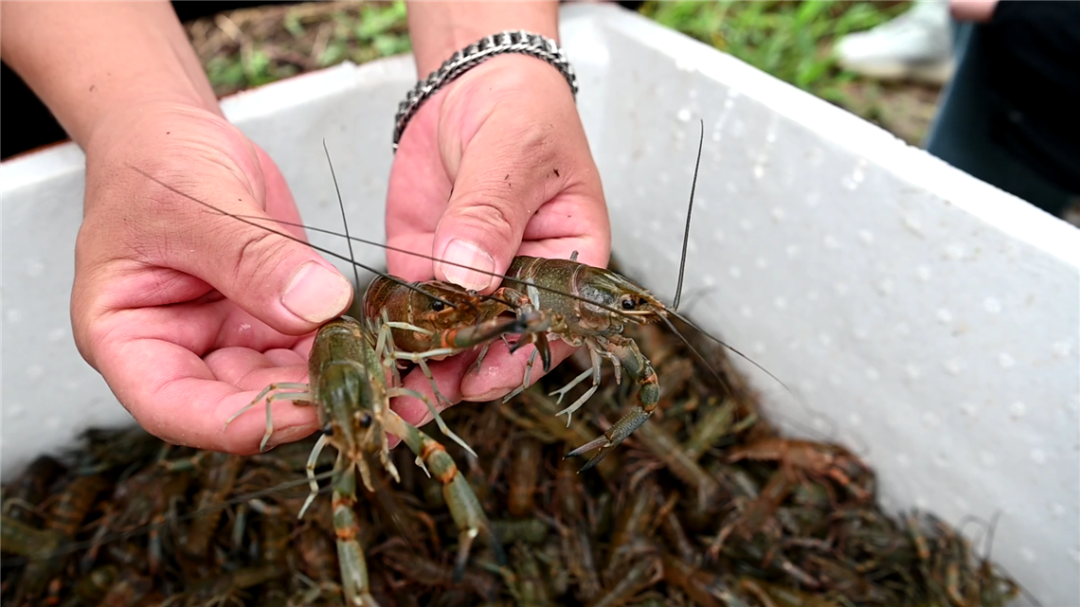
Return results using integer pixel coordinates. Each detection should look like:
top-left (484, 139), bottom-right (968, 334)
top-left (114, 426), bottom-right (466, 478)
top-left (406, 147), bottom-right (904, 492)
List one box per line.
top-left (188, 1), bottom-right (412, 97)
top-left (192, 0), bottom-right (908, 103)
top-left (187, 0), bottom-right (934, 142)
top-left (640, 0), bottom-right (911, 106)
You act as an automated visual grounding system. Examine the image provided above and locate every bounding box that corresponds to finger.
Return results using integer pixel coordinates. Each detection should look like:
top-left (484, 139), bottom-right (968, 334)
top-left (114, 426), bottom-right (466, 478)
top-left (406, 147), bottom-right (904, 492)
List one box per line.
top-left (429, 114), bottom-right (569, 293)
top-left (384, 231), bottom-right (436, 282)
top-left (78, 298), bottom-right (311, 384)
top-left (391, 351), bottom-right (478, 426)
top-left (384, 111), bottom-right (451, 280)
top-left (383, 352), bottom-right (479, 450)
top-left (94, 335), bottom-right (319, 454)
top-left (517, 197), bottom-right (611, 268)
top-left (210, 305), bottom-right (318, 354)
top-left (204, 345), bottom-right (308, 385)
top-left (458, 339), bottom-right (578, 402)
top-left (143, 147), bottom-right (353, 336)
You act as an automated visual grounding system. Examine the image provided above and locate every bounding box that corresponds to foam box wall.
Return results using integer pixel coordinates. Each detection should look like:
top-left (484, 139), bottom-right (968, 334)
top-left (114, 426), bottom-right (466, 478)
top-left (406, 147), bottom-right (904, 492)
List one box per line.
top-left (2, 5), bottom-right (1077, 603)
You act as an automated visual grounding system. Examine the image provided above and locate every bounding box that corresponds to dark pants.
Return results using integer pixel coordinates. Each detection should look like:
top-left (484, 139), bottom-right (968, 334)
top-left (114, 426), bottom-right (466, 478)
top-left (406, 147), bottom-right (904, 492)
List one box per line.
top-left (924, 14), bottom-right (1079, 218)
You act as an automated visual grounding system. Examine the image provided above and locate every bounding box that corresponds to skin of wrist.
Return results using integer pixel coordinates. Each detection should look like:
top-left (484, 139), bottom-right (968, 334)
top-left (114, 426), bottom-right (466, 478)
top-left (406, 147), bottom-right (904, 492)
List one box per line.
top-left (405, 54), bottom-right (577, 160)
top-left (82, 89), bottom-right (221, 156)
top-left (1, 1), bottom-right (221, 149)
top-left (407, 1), bottom-right (560, 77)
top-left (83, 99), bottom-right (223, 163)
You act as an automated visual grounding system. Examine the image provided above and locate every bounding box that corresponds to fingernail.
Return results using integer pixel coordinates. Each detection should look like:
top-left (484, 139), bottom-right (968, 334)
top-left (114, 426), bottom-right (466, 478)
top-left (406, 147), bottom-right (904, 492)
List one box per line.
top-left (281, 261), bottom-right (352, 323)
top-left (467, 388), bottom-right (508, 403)
top-left (264, 424), bottom-right (317, 450)
top-left (440, 239), bottom-right (495, 291)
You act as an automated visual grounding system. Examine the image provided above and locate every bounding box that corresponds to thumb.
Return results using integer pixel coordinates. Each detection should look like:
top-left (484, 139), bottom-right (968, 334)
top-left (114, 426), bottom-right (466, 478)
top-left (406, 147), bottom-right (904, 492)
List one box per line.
top-left (168, 161), bottom-right (353, 335)
top-left (431, 122), bottom-right (560, 293)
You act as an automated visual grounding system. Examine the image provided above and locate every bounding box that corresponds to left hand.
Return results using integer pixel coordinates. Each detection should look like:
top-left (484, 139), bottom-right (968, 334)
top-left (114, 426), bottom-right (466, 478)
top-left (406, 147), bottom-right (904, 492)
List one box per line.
top-left (384, 54), bottom-right (611, 427)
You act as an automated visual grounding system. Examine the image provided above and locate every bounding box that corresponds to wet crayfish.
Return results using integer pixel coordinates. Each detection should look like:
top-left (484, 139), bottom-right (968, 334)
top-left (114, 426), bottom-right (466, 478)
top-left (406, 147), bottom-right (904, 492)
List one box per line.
top-left (360, 258), bottom-right (678, 474)
top-left (135, 121), bottom-right (782, 476)
top-left (218, 294), bottom-right (517, 604)
top-left (132, 156), bottom-right (524, 605)
top-left (136, 122), bottom-right (764, 472)
top-left (360, 122), bottom-right (775, 472)
top-left (360, 274), bottom-right (552, 413)
top-left (360, 262), bottom-right (693, 474)
top-left (277, 316), bottom-right (503, 605)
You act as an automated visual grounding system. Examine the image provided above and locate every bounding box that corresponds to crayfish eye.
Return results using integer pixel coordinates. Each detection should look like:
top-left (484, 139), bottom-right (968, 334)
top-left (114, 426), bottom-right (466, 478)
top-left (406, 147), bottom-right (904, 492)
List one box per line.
top-left (358, 412), bottom-right (374, 428)
top-left (431, 300), bottom-right (445, 312)
top-left (321, 423), bottom-right (335, 436)
top-left (621, 298), bottom-right (636, 310)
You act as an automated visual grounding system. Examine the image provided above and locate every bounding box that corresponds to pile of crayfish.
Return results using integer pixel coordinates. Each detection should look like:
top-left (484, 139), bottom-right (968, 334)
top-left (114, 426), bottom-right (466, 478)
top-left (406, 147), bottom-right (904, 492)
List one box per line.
top-left (2, 153), bottom-right (1024, 605)
top-left (1, 309), bottom-right (1022, 606)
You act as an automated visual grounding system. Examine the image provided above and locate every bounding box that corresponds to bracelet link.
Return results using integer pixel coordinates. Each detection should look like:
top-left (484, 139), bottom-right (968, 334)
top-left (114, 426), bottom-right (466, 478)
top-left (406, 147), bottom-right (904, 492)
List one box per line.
top-left (393, 30), bottom-right (578, 153)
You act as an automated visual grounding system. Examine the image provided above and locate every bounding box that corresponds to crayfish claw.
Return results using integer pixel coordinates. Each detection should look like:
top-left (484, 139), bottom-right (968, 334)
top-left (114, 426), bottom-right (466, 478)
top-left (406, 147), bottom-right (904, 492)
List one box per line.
top-left (536, 334), bottom-right (552, 373)
top-left (452, 527), bottom-right (480, 584)
top-left (568, 406), bottom-right (654, 472)
top-left (578, 450), bottom-right (613, 474)
top-left (565, 435), bottom-right (608, 460)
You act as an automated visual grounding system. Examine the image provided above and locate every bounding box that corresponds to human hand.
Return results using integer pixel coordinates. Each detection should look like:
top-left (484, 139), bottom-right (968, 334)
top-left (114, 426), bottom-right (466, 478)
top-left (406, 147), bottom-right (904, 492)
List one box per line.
top-left (385, 54), bottom-right (611, 427)
top-left (72, 102), bottom-right (354, 454)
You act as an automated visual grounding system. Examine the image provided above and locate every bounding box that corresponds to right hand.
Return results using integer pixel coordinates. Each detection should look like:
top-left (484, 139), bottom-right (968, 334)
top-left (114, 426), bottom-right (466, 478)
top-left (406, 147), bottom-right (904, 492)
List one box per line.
top-left (385, 56), bottom-right (611, 427)
top-left (72, 102), bottom-right (354, 454)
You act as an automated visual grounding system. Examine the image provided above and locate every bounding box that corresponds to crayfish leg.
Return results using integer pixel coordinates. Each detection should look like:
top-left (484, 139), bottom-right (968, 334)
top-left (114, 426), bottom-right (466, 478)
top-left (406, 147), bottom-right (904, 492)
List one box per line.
top-left (537, 333), bottom-right (552, 373)
top-left (472, 343), bottom-right (492, 376)
top-left (222, 382), bottom-right (313, 454)
top-left (607, 335), bottom-right (660, 408)
top-left (568, 334), bottom-right (662, 469)
top-left (508, 327), bottom-right (553, 374)
top-left (501, 348), bottom-right (541, 405)
top-left (453, 527), bottom-right (481, 583)
top-left (569, 405), bottom-right (654, 473)
top-left (331, 466), bottom-right (379, 607)
top-left (388, 386), bottom-right (477, 460)
top-left (298, 433), bottom-right (331, 520)
top-left (551, 345), bottom-right (604, 426)
top-left (383, 411), bottom-right (505, 579)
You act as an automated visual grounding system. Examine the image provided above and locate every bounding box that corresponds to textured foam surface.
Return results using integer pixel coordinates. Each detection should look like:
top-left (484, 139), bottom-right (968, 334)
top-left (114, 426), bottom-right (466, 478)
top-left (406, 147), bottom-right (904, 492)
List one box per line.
top-left (2, 4), bottom-right (1077, 603)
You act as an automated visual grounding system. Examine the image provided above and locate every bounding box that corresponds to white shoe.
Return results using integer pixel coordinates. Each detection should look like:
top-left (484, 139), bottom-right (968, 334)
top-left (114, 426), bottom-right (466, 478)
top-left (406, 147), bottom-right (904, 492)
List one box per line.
top-left (834, 0), bottom-right (955, 84)
top-left (1064, 197), bottom-right (1080, 228)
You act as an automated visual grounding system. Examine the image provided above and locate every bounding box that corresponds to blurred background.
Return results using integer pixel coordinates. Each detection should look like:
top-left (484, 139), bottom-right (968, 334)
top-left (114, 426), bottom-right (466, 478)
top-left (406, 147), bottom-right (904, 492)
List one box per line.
top-left (181, 0), bottom-right (939, 146)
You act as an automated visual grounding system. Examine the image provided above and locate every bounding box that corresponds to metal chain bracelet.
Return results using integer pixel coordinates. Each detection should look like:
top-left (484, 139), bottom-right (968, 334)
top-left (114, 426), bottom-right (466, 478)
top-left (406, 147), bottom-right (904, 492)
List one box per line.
top-left (392, 30), bottom-right (578, 152)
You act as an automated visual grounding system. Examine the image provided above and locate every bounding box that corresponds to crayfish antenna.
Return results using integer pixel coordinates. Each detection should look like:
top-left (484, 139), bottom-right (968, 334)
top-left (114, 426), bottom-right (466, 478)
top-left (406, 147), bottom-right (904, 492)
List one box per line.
top-left (671, 117), bottom-right (703, 312)
top-left (323, 140), bottom-right (363, 294)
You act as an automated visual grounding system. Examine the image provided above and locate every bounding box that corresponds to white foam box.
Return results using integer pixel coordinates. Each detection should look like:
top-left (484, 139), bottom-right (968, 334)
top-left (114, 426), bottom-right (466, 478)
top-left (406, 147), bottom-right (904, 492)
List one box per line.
top-left (2, 4), bottom-right (1077, 603)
